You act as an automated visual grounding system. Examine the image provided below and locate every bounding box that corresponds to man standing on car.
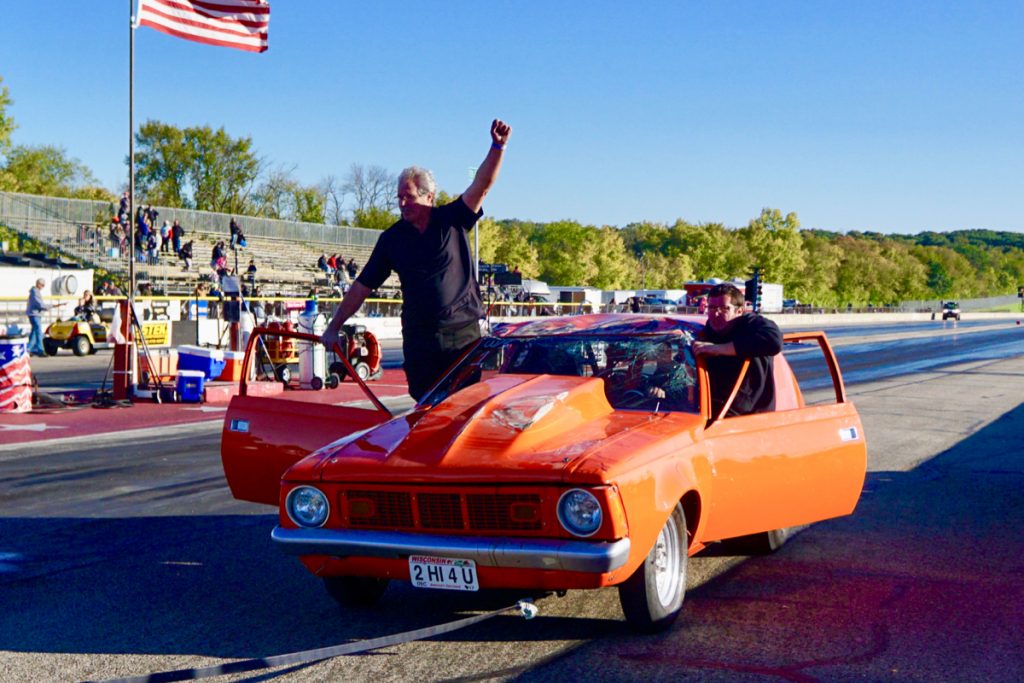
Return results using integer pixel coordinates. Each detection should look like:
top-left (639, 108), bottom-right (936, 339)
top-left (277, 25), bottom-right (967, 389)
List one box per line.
top-left (322, 119), bottom-right (512, 401)
top-left (693, 282), bottom-right (783, 417)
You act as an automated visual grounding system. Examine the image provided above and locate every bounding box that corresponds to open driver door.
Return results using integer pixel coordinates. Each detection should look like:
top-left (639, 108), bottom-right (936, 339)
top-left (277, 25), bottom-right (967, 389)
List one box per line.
top-left (221, 327), bottom-right (394, 505)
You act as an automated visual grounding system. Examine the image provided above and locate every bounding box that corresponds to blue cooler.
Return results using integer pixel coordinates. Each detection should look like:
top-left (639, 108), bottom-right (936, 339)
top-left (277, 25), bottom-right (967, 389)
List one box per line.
top-left (176, 370), bottom-right (206, 403)
top-left (176, 345), bottom-right (226, 380)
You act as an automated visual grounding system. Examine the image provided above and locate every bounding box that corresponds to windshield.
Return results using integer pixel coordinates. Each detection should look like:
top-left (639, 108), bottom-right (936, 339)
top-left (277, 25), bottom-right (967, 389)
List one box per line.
top-left (424, 332), bottom-right (699, 414)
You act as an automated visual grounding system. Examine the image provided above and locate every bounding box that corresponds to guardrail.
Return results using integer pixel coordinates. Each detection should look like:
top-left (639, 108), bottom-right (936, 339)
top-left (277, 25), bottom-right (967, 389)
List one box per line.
top-left (1, 190), bottom-right (382, 248)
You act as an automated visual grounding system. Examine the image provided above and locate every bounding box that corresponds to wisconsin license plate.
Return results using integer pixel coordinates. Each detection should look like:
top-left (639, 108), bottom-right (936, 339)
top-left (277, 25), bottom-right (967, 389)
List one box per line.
top-left (409, 555), bottom-right (479, 591)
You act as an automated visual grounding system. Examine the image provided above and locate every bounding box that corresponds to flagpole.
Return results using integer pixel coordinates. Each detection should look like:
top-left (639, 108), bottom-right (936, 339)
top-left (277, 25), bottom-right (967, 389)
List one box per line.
top-left (128, 0), bottom-right (136, 301)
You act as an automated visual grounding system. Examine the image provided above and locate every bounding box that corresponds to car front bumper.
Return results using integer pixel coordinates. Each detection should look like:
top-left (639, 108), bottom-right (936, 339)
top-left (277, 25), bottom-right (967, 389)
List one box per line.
top-left (271, 526), bottom-right (631, 574)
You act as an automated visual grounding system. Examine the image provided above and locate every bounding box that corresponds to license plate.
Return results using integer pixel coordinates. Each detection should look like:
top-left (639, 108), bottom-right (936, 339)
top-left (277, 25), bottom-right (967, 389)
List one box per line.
top-left (409, 555), bottom-right (479, 592)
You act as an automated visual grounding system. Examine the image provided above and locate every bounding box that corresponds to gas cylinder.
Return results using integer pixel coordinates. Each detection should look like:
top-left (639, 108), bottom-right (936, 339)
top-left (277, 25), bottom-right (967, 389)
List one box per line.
top-left (297, 299), bottom-right (326, 389)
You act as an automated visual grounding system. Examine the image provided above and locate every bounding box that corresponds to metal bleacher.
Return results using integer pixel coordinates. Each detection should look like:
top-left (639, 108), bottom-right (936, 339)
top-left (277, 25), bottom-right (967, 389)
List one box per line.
top-left (0, 191), bottom-right (391, 296)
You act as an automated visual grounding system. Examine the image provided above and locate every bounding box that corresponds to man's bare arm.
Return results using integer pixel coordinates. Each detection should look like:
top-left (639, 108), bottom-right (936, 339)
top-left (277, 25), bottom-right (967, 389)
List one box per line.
top-left (692, 341), bottom-right (737, 357)
top-left (462, 119), bottom-right (512, 213)
top-left (321, 281), bottom-right (372, 351)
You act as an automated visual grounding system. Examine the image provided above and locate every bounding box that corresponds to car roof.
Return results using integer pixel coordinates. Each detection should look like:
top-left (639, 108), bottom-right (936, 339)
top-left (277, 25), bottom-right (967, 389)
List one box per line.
top-left (493, 313), bottom-right (706, 339)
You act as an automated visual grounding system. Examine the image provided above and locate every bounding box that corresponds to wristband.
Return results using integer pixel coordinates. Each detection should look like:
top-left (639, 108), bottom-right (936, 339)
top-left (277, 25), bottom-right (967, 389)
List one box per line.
top-left (491, 142), bottom-right (506, 151)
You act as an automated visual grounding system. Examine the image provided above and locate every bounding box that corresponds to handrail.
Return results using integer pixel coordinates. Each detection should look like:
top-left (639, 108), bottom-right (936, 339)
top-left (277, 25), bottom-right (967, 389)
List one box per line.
top-left (241, 326), bottom-right (392, 416)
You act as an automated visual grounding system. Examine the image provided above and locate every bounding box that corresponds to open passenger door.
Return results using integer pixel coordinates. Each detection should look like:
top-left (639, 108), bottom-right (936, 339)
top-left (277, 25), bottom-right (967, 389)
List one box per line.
top-left (221, 327), bottom-right (394, 505)
top-left (697, 331), bottom-right (867, 542)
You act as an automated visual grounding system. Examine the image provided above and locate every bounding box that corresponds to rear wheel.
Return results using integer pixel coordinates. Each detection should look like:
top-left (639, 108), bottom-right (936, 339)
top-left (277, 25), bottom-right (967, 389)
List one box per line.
top-left (71, 335), bottom-right (91, 357)
top-left (618, 503), bottom-right (688, 632)
top-left (323, 576), bottom-right (389, 608)
top-left (43, 339), bottom-right (60, 356)
top-left (719, 527), bottom-right (789, 555)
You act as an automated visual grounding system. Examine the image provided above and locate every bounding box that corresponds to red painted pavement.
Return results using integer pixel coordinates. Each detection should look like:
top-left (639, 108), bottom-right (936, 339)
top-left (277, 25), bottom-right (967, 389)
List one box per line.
top-left (0, 368), bottom-right (410, 447)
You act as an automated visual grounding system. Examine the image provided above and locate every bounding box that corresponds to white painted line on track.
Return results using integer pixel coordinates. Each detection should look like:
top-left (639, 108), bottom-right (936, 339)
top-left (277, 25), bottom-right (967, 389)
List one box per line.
top-left (0, 419), bottom-right (223, 458)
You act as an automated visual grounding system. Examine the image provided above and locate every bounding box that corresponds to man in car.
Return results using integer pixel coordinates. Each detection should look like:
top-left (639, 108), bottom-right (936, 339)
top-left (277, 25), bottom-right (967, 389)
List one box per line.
top-left (322, 119), bottom-right (512, 401)
top-left (693, 282), bottom-right (783, 417)
top-left (642, 340), bottom-right (696, 412)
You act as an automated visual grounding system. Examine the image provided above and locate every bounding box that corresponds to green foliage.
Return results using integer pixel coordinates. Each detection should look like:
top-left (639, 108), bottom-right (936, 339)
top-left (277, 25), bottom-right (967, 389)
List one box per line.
top-left (134, 120), bottom-right (260, 213)
top-left (0, 144), bottom-right (100, 197)
top-left (133, 120), bottom-right (190, 207)
top-left (352, 206), bottom-right (398, 231)
top-left (738, 208), bottom-right (805, 284)
top-left (0, 75), bottom-right (15, 158)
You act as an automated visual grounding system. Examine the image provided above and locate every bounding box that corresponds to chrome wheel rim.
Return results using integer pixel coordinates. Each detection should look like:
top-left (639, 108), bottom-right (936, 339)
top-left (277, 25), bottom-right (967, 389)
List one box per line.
top-left (653, 514), bottom-right (682, 606)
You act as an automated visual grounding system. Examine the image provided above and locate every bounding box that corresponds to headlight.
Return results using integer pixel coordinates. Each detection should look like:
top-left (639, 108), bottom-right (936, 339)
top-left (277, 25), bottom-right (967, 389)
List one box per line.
top-left (286, 486), bottom-right (330, 528)
top-left (557, 489), bottom-right (602, 537)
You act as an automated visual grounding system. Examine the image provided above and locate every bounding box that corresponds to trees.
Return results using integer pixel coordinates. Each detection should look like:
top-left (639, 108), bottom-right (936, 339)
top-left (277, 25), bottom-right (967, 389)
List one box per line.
top-left (251, 167), bottom-right (326, 223)
top-left (0, 75), bottom-right (15, 170)
top-left (343, 164), bottom-right (394, 215)
top-left (531, 220), bottom-right (600, 286)
top-left (133, 120), bottom-right (261, 213)
top-left (738, 208), bottom-right (806, 285)
top-left (1, 144), bottom-right (108, 199)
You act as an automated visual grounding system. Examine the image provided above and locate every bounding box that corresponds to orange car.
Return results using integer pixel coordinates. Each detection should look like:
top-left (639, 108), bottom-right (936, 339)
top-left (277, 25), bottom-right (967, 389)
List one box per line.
top-left (221, 314), bottom-right (866, 631)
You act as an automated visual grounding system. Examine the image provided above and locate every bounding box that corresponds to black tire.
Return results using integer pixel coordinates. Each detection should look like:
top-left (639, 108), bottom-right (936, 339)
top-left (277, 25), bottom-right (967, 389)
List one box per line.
top-left (275, 365), bottom-right (291, 384)
top-left (71, 335), bottom-right (91, 357)
top-left (323, 576), bottom-right (389, 608)
top-left (43, 339), bottom-right (60, 356)
top-left (310, 376), bottom-right (324, 391)
top-left (719, 527), bottom-right (789, 555)
top-left (618, 503), bottom-right (688, 632)
top-left (326, 373), bottom-right (341, 389)
top-left (329, 360), bottom-right (347, 378)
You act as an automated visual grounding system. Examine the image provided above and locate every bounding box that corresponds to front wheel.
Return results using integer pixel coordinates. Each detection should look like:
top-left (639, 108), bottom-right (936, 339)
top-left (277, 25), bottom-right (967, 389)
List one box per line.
top-left (323, 576), bottom-right (389, 608)
top-left (43, 339), bottom-right (60, 356)
top-left (618, 503), bottom-right (688, 632)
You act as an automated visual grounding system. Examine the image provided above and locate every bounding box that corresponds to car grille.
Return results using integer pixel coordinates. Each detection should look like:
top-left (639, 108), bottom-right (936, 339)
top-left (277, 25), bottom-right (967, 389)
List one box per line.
top-left (341, 488), bottom-right (545, 533)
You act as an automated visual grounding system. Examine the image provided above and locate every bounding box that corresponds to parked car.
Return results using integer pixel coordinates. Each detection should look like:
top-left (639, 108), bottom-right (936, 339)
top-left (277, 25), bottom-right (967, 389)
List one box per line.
top-left (221, 314), bottom-right (866, 631)
top-left (641, 296), bottom-right (678, 313)
top-left (942, 301), bottom-right (961, 321)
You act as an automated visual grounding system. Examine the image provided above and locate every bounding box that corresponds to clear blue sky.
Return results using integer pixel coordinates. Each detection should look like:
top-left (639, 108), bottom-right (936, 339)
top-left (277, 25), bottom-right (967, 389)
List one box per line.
top-left (2, 1), bottom-right (1022, 234)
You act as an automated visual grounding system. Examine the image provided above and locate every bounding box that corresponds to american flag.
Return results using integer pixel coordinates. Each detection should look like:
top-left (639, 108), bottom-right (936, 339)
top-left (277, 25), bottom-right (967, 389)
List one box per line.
top-left (0, 338), bottom-right (32, 414)
top-left (137, 0), bottom-right (270, 53)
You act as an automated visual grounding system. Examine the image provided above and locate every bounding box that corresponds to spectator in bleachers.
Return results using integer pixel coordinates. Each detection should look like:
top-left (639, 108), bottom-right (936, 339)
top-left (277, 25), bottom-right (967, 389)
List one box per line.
top-left (235, 228), bottom-right (247, 248)
top-left (179, 240), bottom-right (194, 271)
top-left (134, 227), bottom-right (147, 263)
top-left (317, 253), bottom-right (331, 274)
top-left (159, 220), bottom-right (171, 253)
top-left (98, 279), bottom-right (122, 297)
top-left (211, 241), bottom-right (226, 270)
top-left (119, 191), bottom-right (129, 216)
top-left (171, 220), bottom-right (185, 256)
top-left (346, 257), bottom-right (358, 280)
top-left (146, 232), bottom-right (159, 265)
top-left (246, 257), bottom-right (257, 286)
top-left (108, 218), bottom-right (120, 250)
top-left (327, 253), bottom-right (339, 273)
top-left (229, 217), bottom-right (241, 248)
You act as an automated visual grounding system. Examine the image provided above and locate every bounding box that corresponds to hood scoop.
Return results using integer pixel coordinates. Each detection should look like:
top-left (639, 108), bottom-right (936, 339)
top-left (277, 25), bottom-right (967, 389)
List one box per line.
top-left (379, 374), bottom-right (618, 473)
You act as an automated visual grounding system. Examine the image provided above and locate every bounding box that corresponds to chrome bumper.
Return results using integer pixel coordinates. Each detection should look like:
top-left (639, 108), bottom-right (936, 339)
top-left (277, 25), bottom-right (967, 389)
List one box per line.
top-left (271, 526), bottom-right (631, 574)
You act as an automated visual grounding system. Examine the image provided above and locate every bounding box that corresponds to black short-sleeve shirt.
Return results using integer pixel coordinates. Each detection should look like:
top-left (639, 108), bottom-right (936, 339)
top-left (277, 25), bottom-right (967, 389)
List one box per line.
top-left (357, 197), bottom-right (484, 331)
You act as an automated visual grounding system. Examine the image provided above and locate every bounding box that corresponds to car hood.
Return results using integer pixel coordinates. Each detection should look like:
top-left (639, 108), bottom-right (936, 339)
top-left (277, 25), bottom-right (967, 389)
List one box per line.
top-left (313, 374), bottom-right (693, 485)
